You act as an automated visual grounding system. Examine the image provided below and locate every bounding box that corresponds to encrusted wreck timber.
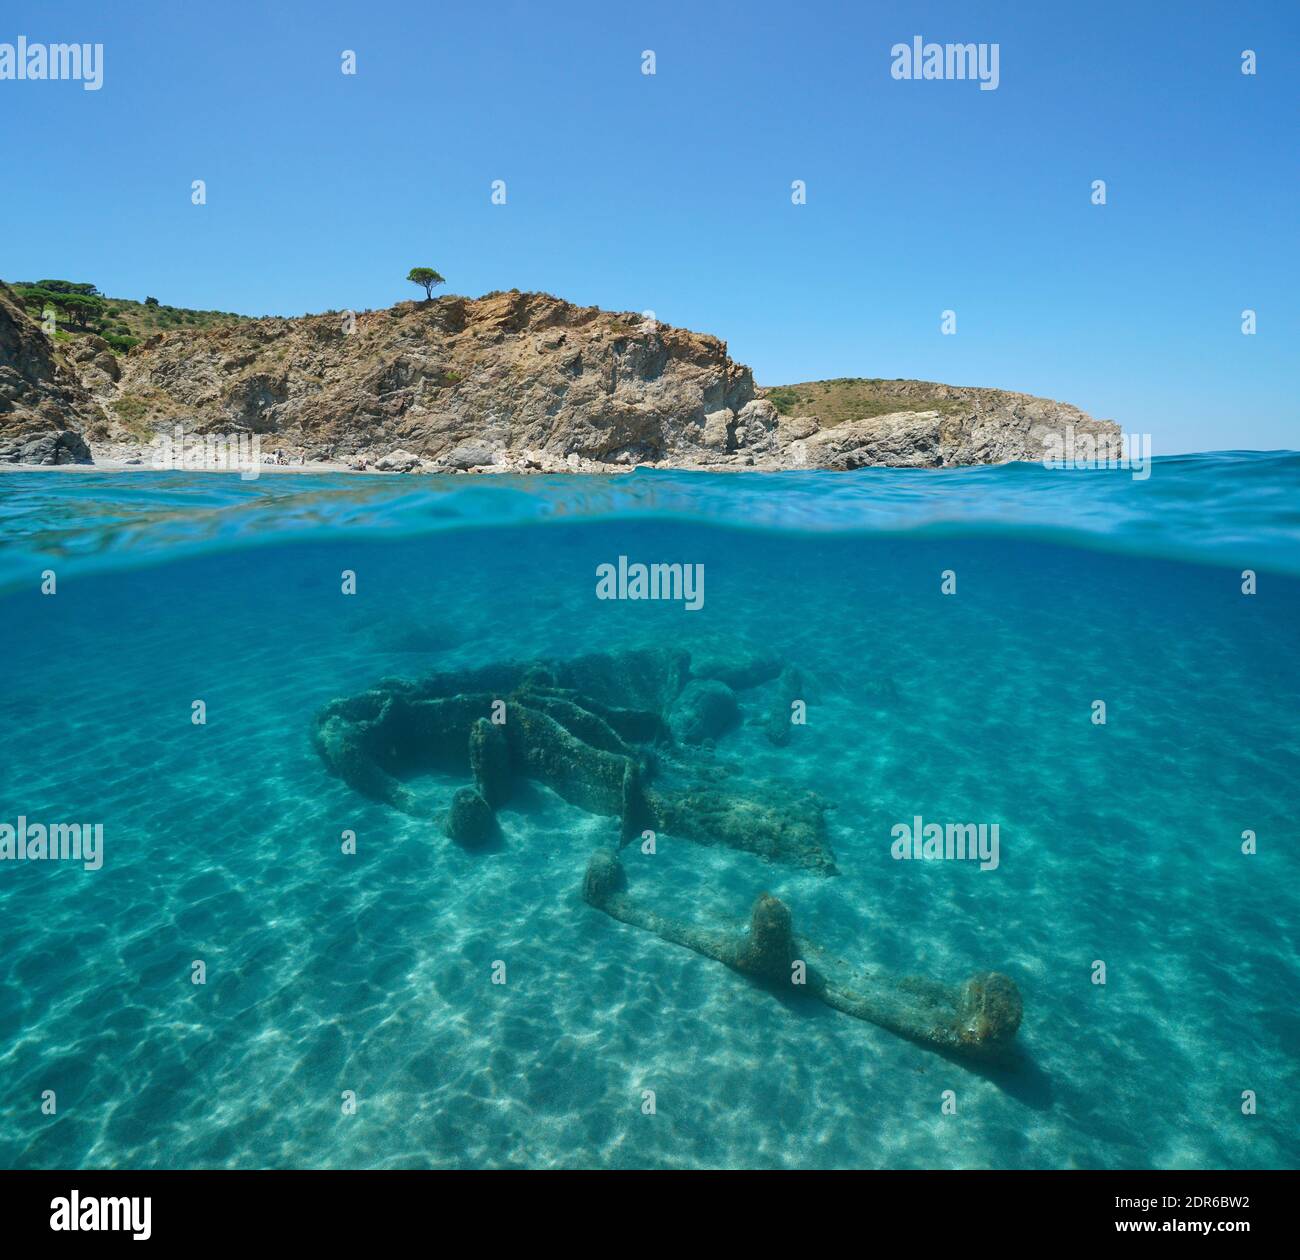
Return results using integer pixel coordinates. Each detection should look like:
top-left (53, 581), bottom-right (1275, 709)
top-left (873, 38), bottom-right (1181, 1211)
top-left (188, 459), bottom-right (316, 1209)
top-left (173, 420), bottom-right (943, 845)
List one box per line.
top-left (311, 646), bottom-right (838, 873)
top-left (642, 778), bottom-right (834, 873)
top-left (468, 717), bottom-right (510, 807)
top-left (581, 848), bottom-right (1022, 1061)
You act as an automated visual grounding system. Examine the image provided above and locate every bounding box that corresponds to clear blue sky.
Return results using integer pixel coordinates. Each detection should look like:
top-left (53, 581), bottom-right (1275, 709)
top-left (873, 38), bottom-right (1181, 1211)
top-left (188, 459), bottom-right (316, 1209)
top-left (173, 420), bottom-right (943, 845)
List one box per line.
top-left (3, 0), bottom-right (1296, 452)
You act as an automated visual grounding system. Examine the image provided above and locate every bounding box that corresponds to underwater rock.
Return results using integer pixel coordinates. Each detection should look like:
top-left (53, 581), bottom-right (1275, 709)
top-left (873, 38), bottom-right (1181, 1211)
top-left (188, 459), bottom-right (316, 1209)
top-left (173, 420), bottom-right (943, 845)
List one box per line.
top-left (554, 646), bottom-right (691, 714)
top-left (667, 678), bottom-right (740, 745)
top-left (692, 651), bottom-right (783, 691)
top-left (371, 617), bottom-right (465, 654)
top-left (312, 646), bottom-right (837, 873)
top-left (764, 665), bottom-right (808, 747)
top-left (581, 849), bottom-right (1021, 1062)
top-left (443, 787), bottom-right (497, 847)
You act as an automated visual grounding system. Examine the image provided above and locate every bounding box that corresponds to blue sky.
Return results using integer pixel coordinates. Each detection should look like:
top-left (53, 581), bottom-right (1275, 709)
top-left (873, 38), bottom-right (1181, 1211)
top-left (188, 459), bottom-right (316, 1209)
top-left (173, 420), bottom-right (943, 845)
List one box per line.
top-left (2, 0), bottom-right (1296, 452)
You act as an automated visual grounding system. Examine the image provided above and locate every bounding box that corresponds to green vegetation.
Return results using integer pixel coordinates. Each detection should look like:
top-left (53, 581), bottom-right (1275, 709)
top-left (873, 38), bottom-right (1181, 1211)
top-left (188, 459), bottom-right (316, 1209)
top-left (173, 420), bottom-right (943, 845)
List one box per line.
top-left (15, 280), bottom-right (105, 331)
top-left (406, 266), bottom-right (445, 301)
top-left (111, 393), bottom-right (149, 421)
top-left (6, 278), bottom-right (250, 352)
top-left (763, 377), bottom-right (970, 427)
top-left (764, 387), bottom-right (803, 415)
top-left (108, 392), bottom-right (157, 439)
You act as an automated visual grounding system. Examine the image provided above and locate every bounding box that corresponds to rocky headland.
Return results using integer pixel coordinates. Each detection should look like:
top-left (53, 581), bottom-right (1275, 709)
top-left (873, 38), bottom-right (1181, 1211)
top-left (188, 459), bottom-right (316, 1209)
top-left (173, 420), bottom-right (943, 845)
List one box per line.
top-left (0, 280), bottom-right (1120, 472)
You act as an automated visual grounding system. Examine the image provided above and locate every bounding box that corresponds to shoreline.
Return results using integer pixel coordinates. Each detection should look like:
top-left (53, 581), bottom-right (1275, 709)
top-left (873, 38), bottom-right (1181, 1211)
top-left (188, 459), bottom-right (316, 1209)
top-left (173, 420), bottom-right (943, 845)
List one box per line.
top-left (0, 457), bottom-right (372, 476)
top-left (0, 452), bottom-right (794, 477)
top-left (0, 458), bottom-right (686, 477)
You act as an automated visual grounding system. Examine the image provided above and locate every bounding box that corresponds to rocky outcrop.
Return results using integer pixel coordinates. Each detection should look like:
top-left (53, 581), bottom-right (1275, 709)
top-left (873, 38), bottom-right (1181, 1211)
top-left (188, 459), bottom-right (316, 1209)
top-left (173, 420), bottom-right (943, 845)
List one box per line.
top-left (666, 678), bottom-right (740, 745)
top-left (0, 282), bottom-right (105, 463)
top-left (1, 281), bottom-right (1120, 470)
top-left (94, 291), bottom-right (757, 469)
top-left (791, 396), bottom-right (1117, 470)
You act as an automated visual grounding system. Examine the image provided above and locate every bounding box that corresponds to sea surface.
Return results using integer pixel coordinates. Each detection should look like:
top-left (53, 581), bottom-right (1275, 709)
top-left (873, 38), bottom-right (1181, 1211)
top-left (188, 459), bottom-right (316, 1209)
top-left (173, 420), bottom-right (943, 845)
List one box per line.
top-left (0, 452), bottom-right (1297, 1170)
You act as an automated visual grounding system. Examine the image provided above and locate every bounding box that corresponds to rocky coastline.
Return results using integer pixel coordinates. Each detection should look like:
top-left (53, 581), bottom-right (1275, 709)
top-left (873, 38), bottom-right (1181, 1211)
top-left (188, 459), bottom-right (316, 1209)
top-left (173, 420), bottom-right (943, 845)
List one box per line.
top-left (0, 281), bottom-right (1120, 473)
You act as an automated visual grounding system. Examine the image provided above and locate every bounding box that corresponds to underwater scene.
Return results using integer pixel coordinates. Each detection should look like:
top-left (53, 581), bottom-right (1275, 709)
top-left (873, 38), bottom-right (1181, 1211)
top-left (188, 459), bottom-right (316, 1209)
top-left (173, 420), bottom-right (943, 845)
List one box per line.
top-left (0, 452), bottom-right (1297, 1170)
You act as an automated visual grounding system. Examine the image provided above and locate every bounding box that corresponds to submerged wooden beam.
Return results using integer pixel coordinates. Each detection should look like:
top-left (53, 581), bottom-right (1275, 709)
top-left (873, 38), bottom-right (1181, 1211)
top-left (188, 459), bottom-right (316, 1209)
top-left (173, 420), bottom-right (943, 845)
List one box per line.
top-left (581, 848), bottom-right (1023, 1062)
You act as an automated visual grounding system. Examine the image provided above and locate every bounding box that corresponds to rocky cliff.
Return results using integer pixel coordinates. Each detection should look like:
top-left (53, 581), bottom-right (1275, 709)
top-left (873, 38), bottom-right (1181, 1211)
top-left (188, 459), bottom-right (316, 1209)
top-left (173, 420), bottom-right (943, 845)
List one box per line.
top-left (0, 283), bottom-right (1120, 471)
top-left (0, 283), bottom-right (105, 464)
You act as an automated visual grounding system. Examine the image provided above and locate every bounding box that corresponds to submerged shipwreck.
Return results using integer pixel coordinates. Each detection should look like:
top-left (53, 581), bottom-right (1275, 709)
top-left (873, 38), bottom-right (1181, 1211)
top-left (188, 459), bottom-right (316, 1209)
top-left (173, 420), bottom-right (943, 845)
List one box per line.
top-left (313, 646), bottom-right (836, 872)
top-left (312, 645), bottom-right (1024, 1063)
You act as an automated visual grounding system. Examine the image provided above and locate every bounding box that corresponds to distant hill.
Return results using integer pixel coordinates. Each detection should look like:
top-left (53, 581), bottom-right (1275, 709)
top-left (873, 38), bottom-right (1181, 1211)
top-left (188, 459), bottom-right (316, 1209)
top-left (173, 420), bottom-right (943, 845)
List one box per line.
top-left (765, 377), bottom-right (1020, 427)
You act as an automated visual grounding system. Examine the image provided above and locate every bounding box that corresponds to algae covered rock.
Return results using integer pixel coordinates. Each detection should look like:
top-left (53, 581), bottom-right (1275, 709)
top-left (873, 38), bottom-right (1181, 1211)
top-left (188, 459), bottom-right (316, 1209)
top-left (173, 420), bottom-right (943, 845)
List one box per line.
top-left (764, 665), bottom-right (808, 747)
top-left (692, 651), bottom-right (782, 692)
top-left (667, 678), bottom-right (739, 745)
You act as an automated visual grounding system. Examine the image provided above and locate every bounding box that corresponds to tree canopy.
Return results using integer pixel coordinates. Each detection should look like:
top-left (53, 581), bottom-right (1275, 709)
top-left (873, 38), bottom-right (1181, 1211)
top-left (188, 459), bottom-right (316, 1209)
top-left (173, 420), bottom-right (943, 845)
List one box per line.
top-left (406, 267), bottom-right (445, 301)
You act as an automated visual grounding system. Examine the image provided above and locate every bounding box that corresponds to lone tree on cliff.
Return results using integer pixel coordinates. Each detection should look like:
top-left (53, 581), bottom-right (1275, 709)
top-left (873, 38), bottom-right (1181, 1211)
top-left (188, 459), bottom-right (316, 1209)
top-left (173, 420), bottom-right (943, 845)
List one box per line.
top-left (406, 267), bottom-right (445, 301)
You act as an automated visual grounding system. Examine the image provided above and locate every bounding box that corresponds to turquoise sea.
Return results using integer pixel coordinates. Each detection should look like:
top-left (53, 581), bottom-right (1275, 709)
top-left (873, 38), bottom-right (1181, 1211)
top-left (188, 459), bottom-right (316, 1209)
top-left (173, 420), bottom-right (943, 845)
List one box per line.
top-left (0, 452), bottom-right (1297, 1170)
